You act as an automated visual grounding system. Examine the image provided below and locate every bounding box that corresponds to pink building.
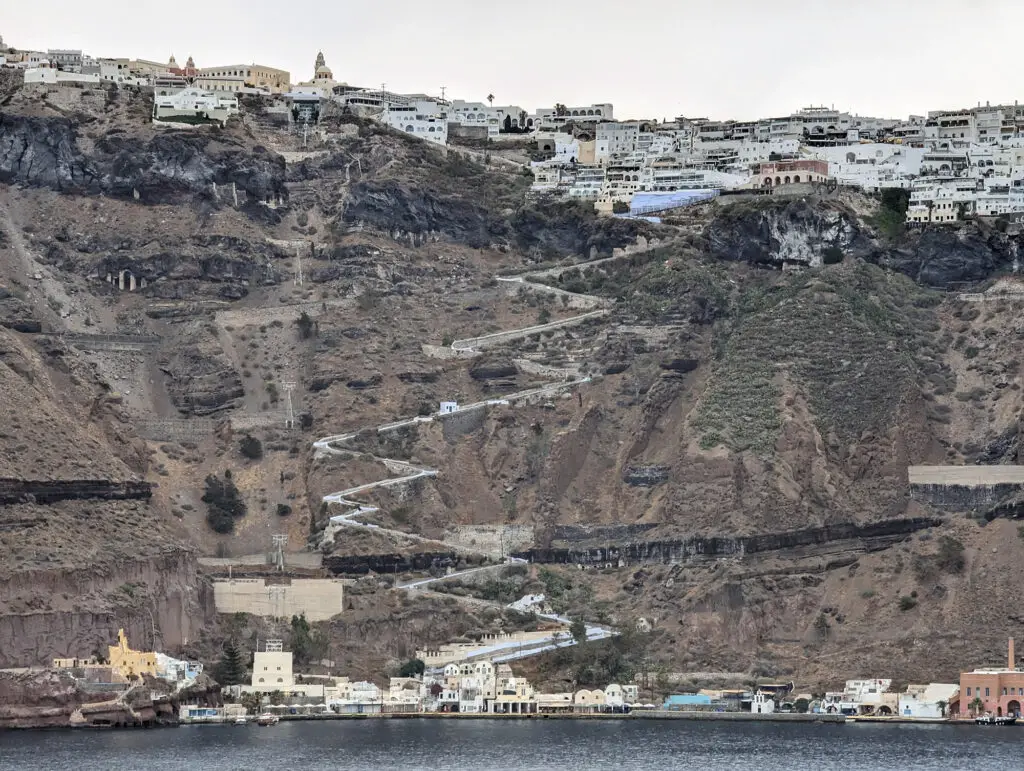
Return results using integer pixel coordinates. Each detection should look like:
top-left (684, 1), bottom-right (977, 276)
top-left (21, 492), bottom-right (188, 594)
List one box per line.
top-left (959, 638), bottom-right (1024, 717)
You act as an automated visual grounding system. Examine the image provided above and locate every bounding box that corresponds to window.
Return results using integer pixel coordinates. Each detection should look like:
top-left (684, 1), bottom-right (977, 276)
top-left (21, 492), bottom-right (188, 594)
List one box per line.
top-left (259, 677), bottom-right (265, 683)
top-left (967, 688), bottom-right (972, 696)
top-left (277, 677), bottom-right (283, 683)
top-left (986, 688), bottom-right (990, 697)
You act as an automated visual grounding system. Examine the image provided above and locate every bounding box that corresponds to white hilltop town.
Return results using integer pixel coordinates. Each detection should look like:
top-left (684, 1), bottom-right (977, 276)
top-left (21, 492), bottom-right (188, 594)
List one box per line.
top-left (7, 35), bottom-right (1024, 223)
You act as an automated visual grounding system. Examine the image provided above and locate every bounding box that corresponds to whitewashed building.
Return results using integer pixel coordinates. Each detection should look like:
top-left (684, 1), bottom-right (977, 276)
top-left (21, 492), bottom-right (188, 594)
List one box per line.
top-left (821, 679), bottom-right (898, 716)
top-left (752, 692), bottom-right (776, 714)
top-left (383, 103), bottom-right (448, 145)
top-left (153, 88), bottom-right (239, 124)
top-left (898, 683), bottom-right (959, 718)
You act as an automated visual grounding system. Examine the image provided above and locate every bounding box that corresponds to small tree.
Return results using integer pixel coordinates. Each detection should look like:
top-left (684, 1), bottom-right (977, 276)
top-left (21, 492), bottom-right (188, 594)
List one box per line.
top-left (937, 700), bottom-right (948, 718)
top-left (291, 613), bottom-right (312, 666)
top-left (794, 697), bottom-right (810, 714)
top-left (239, 434), bottom-right (263, 460)
top-left (296, 311), bottom-right (315, 340)
top-left (398, 658), bottom-right (426, 677)
top-left (970, 696), bottom-right (985, 716)
top-left (570, 617), bottom-right (587, 645)
top-left (203, 473), bottom-right (247, 534)
top-left (214, 638), bottom-right (247, 685)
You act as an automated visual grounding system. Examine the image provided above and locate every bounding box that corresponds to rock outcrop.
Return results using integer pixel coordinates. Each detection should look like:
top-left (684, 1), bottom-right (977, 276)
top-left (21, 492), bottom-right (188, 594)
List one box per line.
top-left (705, 195), bottom-right (1022, 287)
top-left (706, 198), bottom-right (874, 268)
top-left (0, 114), bottom-right (286, 210)
top-left (0, 479), bottom-right (152, 505)
top-left (517, 518), bottom-right (942, 566)
top-left (875, 221), bottom-right (1019, 286)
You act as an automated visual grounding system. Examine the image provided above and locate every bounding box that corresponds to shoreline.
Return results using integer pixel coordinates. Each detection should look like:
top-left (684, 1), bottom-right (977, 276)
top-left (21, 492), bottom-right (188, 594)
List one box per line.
top-left (10, 710), bottom-right (1014, 732)
top-left (179, 710), bottom-right (848, 726)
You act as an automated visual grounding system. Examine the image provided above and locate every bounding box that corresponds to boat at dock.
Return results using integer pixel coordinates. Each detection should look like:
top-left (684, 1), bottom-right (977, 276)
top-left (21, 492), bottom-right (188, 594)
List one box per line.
top-left (257, 713), bottom-right (279, 726)
top-left (975, 715), bottom-right (1017, 726)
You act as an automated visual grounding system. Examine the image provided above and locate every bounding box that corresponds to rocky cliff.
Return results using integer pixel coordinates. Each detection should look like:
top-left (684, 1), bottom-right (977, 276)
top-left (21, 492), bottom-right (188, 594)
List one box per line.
top-left (0, 113), bottom-right (286, 209)
top-left (706, 193), bottom-right (1022, 287)
top-left (3, 83), bottom-right (1024, 690)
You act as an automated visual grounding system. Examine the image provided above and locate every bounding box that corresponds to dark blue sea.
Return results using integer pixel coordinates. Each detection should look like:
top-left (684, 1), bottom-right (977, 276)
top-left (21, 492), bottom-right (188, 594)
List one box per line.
top-left (1, 718), bottom-right (1022, 769)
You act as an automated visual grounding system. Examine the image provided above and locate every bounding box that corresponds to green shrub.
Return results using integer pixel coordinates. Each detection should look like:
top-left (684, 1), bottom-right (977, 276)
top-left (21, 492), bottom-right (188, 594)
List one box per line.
top-left (203, 473), bottom-right (247, 534)
top-left (898, 596), bottom-right (918, 612)
top-left (276, 504), bottom-right (292, 517)
top-left (935, 536), bottom-right (966, 574)
top-left (822, 246), bottom-right (845, 265)
top-left (239, 434), bottom-right (263, 460)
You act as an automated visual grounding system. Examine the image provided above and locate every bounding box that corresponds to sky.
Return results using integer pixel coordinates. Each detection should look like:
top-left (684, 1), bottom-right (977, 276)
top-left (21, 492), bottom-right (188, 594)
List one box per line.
top-left (4, 0), bottom-right (1024, 121)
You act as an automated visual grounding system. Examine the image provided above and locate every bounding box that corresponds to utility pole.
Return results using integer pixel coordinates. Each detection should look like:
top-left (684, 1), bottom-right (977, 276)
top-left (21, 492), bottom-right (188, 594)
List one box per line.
top-left (272, 534), bottom-right (287, 572)
top-left (282, 380), bottom-right (296, 429)
top-left (440, 85), bottom-right (447, 102)
top-left (381, 83), bottom-right (387, 113)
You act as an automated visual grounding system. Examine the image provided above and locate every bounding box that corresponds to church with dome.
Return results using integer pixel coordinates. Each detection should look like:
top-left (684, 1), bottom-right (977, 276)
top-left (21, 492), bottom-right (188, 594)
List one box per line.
top-left (168, 54), bottom-right (199, 79)
top-left (294, 51), bottom-right (344, 97)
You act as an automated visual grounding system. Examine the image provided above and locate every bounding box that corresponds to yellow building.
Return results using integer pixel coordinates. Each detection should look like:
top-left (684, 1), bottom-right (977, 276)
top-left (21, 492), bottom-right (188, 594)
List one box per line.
top-left (109, 628), bottom-right (159, 681)
top-left (198, 64), bottom-right (290, 93)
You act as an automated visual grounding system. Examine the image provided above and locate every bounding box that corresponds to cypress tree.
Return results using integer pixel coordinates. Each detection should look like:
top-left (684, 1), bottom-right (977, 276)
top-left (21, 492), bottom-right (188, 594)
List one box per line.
top-left (215, 638), bottom-right (247, 686)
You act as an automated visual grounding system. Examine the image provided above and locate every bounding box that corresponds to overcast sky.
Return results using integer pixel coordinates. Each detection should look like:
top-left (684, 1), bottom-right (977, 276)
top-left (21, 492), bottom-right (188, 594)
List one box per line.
top-left (4, 0), bottom-right (1022, 121)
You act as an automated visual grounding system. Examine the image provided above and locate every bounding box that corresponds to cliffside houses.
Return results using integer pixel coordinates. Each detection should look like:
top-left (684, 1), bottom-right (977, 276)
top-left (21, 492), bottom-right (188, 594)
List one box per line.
top-left (153, 87), bottom-right (239, 125)
top-left (51, 628), bottom-right (203, 686)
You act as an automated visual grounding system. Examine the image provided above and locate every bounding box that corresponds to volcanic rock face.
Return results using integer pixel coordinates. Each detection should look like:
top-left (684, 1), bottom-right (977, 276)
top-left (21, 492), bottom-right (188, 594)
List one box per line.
top-left (875, 221), bottom-right (1019, 287)
top-left (158, 326), bottom-right (243, 416)
top-left (706, 198), bottom-right (875, 268)
top-left (0, 114), bottom-right (286, 209)
top-left (705, 195), bottom-right (1022, 287)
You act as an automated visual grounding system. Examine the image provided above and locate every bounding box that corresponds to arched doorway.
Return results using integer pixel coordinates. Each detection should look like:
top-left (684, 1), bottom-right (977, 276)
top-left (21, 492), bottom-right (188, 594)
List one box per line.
top-left (775, 177), bottom-right (782, 186)
top-left (876, 705), bottom-right (892, 716)
top-left (794, 175), bottom-right (801, 183)
top-left (1008, 700), bottom-right (1021, 716)
top-left (784, 176), bottom-right (791, 184)
top-left (763, 178), bottom-right (773, 187)
top-left (997, 706), bottom-right (1003, 717)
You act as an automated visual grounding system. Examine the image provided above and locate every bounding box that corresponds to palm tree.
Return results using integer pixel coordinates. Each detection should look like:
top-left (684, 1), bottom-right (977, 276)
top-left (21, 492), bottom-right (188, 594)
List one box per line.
top-left (487, 93), bottom-right (494, 107)
top-left (936, 700), bottom-right (947, 718)
top-left (969, 696), bottom-right (984, 716)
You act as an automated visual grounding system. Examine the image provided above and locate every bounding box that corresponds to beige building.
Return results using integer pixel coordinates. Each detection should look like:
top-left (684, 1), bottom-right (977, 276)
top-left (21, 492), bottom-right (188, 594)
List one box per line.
top-left (577, 140), bottom-right (597, 165)
top-left (244, 644), bottom-right (327, 699)
top-left (192, 75), bottom-right (247, 93)
top-left (198, 64), bottom-right (290, 93)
